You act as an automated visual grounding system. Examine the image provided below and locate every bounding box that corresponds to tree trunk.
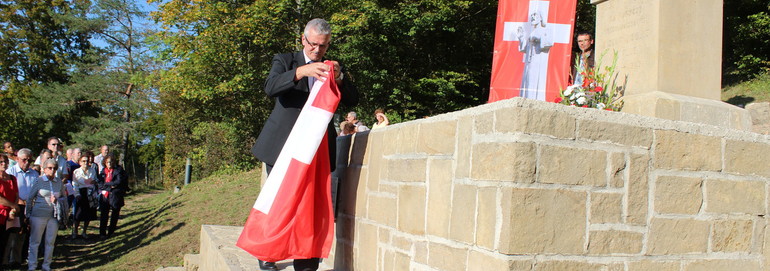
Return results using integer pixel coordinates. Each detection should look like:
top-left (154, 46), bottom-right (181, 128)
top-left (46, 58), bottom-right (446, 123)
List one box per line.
top-left (119, 83), bottom-right (133, 167)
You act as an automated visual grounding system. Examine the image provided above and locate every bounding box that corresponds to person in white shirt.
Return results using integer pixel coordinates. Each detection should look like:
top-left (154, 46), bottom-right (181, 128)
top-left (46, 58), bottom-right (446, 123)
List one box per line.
top-left (33, 137), bottom-right (69, 181)
top-left (345, 111), bottom-right (369, 132)
top-left (93, 145), bottom-right (109, 173)
top-left (371, 108), bottom-right (390, 129)
top-left (71, 151), bottom-right (97, 239)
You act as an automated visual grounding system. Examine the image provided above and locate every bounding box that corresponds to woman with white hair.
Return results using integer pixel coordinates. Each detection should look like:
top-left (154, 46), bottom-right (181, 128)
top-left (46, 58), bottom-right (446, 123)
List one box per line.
top-left (26, 158), bottom-right (64, 271)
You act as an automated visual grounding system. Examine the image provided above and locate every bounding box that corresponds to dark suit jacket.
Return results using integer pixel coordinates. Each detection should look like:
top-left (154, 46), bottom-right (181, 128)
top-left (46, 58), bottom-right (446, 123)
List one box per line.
top-left (97, 166), bottom-right (128, 209)
top-left (251, 52), bottom-right (359, 170)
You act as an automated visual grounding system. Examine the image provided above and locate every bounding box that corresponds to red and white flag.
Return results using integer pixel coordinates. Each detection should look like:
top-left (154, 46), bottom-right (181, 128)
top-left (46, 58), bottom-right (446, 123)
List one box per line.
top-left (489, 0), bottom-right (577, 103)
top-left (237, 61), bottom-right (339, 262)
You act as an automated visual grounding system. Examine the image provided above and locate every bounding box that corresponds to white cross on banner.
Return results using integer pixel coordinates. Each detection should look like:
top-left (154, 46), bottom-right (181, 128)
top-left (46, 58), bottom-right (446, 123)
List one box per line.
top-left (489, 0), bottom-right (577, 103)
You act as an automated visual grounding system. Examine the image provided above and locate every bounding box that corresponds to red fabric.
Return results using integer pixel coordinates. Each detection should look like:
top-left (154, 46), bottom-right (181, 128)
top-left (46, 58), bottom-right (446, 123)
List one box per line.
top-left (237, 142), bottom-right (334, 262)
top-left (0, 175), bottom-right (18, 225)
top-left (104, 168), bottom-right (114, 183)
top-left (237, 61), bottom-right (339, 262)
top-left (103, 168), bottom-right (113, 198)
top-left (488, 0), bottom-right (578, 103)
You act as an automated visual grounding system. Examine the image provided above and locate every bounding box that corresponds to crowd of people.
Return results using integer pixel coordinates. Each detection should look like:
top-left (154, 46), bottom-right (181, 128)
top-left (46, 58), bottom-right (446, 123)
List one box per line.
top-left (0, 138), bottom-right (128, 271)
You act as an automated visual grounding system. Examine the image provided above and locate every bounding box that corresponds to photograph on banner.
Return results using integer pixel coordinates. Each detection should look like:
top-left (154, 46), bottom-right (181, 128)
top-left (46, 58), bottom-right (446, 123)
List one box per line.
top-left (489, 0), bottom-right (577, 103)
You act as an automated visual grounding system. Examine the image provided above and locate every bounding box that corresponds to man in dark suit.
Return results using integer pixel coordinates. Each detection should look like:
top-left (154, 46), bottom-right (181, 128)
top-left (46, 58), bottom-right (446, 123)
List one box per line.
top-left (250, 18), bottom-right (358, 271)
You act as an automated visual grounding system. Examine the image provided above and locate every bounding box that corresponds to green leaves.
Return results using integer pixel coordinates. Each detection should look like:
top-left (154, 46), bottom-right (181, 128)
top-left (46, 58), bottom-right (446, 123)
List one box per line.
top-left (332, 0), bottom-right (496, 121)
top-left (724, 1), bottom-right (770, 83)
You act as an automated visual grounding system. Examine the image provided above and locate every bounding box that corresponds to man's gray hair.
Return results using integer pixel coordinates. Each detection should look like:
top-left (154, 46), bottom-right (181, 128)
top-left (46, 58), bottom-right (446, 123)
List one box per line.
top-left (17, 148), bottom-right (32, 157)
top-left (347, 111), bottom-right (357, 119)
top-left (304, 18), bottom-right (331, 36)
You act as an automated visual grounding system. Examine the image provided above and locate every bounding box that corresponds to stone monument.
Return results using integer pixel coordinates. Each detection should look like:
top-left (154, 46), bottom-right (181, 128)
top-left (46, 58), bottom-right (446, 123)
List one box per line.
top-left (592, 0), bottom-right (752, 130)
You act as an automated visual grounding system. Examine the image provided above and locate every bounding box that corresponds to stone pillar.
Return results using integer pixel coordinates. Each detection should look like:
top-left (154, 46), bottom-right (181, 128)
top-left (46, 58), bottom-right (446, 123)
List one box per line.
top-left (591, 0), bottom-right (752, 130)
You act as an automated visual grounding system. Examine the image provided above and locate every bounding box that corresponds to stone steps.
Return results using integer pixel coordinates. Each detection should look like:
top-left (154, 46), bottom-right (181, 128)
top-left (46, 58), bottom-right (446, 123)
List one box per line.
top-left (184, 254), bottom-right (200, 271)
top-left (168, 225), bottom-right (334, 271)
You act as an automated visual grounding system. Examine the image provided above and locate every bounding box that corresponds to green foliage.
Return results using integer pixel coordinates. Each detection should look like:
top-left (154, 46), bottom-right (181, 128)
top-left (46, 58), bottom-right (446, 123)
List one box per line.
top-left (0, 0), bottom-right (164, 189)
top-left (189, 121), bottom-right (256, 180)
top-left (332, 0), bottom-right (496, 121)
top-left (0, 0), bottom-right (97, 149)
top-left (0, 0), bottom-right (93, 85)
top-left (724, 1), bottom-right (770, 84)
top-left (574, 0), bottom-right (596, 35)
top-left (151, 0), bottom-right (300, 184)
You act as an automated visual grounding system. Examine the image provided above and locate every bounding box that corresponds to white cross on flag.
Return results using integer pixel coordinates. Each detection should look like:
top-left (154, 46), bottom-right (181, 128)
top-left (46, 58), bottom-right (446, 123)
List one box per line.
top-left (237, 61), bottom-right (339, 262)
top-left (489, 0), bottom-right (577, 103)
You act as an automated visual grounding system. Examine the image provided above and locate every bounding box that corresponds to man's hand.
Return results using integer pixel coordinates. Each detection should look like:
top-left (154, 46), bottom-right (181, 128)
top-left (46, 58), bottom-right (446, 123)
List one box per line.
top-left (295, 62), bottom-right (330, 81)
top-left (330, 61), bottom-right (341, 79)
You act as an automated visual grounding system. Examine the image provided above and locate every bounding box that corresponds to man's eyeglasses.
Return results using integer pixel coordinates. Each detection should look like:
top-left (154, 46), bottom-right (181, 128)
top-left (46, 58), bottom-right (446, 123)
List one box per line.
top-left (304, 37), bottom-right (328, 49)
top-left (19, 158), bottom-right (32, 162)
top-left (44, 167), bottom-right (56, 170)
top-left (49, 143), bottom-right (60, 146)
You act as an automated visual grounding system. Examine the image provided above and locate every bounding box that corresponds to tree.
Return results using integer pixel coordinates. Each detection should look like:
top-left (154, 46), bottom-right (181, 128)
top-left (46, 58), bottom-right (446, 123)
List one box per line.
top-left (0, 0), bottom-right (96, 149)
top-left (17, 0), bottom-right (159, 168)
top-left (574, 0), bottom-right (596, 37)
top-left (331, 0), bottom-right (497, 120)
top-left (724, 0), bottom-right (770, 84)
top-left (151, 0), bottom-right (298, 184)
top-left (4, 0), bottom-right (164, 188)
top-left (74, 0), bottom-right (157, 167)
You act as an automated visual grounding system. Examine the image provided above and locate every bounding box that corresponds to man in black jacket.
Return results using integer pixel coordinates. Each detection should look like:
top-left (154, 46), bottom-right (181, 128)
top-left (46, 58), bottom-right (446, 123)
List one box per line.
top-left (250, 18), bottom-right (358, 271)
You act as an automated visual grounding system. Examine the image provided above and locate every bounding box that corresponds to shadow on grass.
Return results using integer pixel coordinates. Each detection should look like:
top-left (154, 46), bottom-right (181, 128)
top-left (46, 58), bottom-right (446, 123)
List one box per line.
top-left (51, 191), bottom-right (184, 271)
top-left (725, 95), bottom-right (754, 107)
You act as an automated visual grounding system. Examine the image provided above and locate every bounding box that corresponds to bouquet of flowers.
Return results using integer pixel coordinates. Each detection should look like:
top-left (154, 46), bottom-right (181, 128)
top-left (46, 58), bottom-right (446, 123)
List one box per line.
top-left (556, 51), bottom-right (624, 111)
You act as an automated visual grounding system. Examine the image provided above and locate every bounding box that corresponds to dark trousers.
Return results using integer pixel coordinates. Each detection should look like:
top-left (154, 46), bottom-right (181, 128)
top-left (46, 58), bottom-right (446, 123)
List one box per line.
top-left (19, 204), bottom-right (28, 262)
top-left (99, 200), bottom-right (121, 236)
top-left (0, 225), bottom-right (8, 262)
top-left (264, 164), bottom-right (321, 271)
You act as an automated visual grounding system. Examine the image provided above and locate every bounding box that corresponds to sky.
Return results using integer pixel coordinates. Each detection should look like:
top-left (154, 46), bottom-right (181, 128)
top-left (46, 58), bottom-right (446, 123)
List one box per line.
top-left (90, 0), bottom-right (160, 50)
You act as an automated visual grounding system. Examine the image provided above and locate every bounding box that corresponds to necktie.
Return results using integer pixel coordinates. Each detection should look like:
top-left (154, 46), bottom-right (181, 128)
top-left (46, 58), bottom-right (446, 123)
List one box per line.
top-left (307, 61), bottom-right (316, 89)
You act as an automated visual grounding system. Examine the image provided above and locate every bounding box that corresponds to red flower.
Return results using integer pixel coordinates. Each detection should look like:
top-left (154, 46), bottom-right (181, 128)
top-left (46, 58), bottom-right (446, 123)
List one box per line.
top-left (605, 108), bottom-right (613, 111)
top-left (554, 97), bottom-right (563, 103)
top-left (595, 86), bottom-right (604, 92)
top-left (582, 105), bottom-right (588, 108)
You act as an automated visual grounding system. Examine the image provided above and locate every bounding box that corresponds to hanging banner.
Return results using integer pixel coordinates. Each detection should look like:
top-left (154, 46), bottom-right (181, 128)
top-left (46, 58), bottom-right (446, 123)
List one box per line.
top-left (489, 0), bottom-right (577, 103)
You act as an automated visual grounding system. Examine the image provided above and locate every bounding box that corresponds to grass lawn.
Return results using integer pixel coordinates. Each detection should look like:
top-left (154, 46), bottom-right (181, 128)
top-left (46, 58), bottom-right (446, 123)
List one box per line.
top-left (722, 72), bottom-right (770, 106)
top-left (47, 169), bottom-right (261, 271)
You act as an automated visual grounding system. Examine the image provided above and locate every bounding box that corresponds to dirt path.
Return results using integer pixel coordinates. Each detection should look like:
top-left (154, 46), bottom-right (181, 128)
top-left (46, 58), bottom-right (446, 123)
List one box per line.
top-left (47, 190), bottom-right (164, 271)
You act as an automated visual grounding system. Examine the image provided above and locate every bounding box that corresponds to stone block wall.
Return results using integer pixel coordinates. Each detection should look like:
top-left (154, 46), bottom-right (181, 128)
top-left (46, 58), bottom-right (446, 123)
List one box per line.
top-left (328, 98), bottom-right (770, 271)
